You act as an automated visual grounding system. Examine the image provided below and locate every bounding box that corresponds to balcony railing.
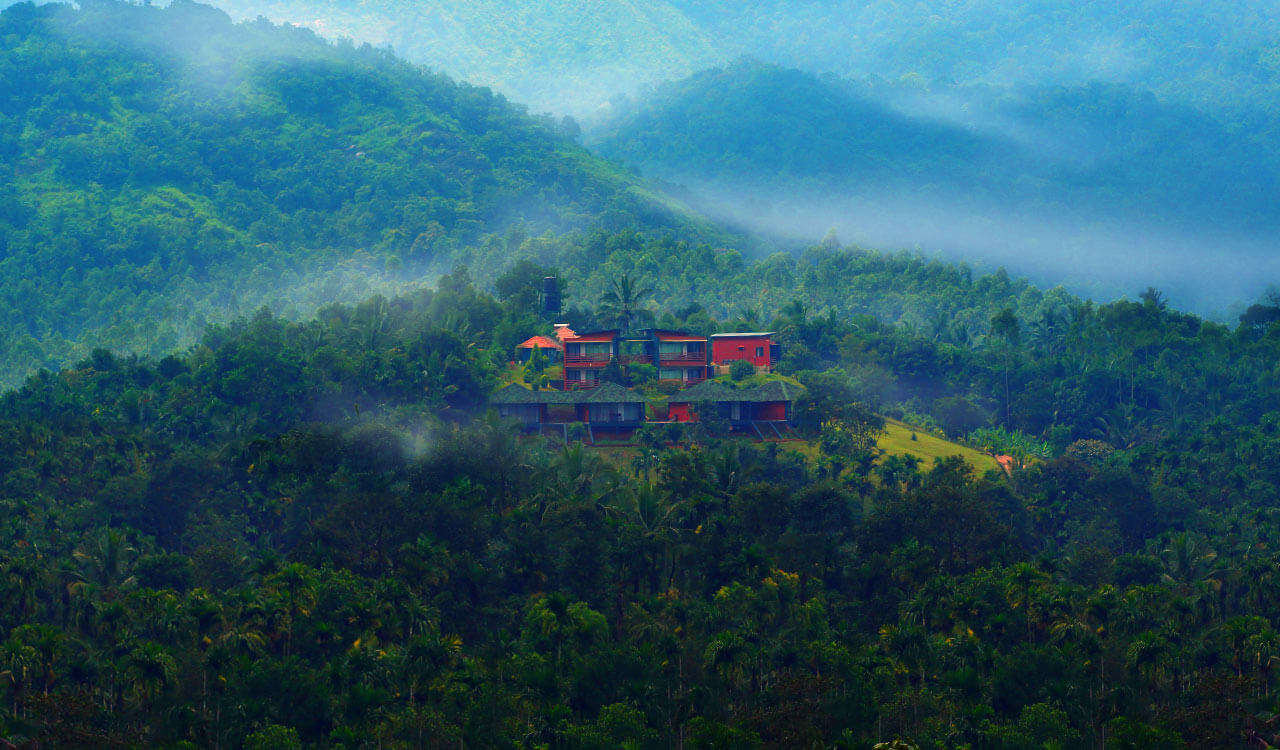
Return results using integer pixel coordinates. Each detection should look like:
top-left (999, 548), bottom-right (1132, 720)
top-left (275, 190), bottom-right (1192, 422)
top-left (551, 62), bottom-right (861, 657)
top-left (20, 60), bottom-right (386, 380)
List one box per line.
top-left (563, 380), bottom-right (601, 390)
top-left (660, 375), bottom-right (707, 385)
top-left (565, 353), bottom-right (612, 365)
top-left (658, 354), bottom-right (707, 365)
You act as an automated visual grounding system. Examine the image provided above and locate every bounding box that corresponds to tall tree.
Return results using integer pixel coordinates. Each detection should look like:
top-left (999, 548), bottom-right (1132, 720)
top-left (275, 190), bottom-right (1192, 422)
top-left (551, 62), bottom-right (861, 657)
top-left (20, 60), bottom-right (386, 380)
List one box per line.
top-left (598, 273), bottom-right (653, 333)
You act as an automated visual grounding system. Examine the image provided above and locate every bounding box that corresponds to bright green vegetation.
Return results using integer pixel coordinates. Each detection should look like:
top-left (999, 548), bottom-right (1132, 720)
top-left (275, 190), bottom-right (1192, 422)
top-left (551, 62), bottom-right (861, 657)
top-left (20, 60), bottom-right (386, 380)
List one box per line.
top-left (0, 0), bottom-right (711, 387)
top-left (789, 420), bottom-right (999, 475)
top-left (879, 419), bottom-right (999, 474)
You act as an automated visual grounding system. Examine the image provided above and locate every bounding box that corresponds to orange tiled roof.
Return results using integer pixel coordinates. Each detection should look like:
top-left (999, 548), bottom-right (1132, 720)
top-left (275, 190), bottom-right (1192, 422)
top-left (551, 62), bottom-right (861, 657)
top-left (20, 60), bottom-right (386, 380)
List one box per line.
top-left (517, 335), bottom-right (564, 351)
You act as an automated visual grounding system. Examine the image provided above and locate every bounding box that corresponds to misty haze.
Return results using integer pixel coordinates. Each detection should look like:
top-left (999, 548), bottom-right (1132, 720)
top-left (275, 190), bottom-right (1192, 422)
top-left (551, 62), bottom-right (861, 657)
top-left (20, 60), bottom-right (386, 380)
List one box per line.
top-left (7, 1), bottom-right (1280, 747)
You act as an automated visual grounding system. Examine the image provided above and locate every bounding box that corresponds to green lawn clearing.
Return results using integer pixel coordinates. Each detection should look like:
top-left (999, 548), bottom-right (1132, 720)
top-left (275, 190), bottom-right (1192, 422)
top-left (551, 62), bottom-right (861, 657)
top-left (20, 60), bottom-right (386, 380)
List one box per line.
top-left (878, 419), bottom-right (1000, 473)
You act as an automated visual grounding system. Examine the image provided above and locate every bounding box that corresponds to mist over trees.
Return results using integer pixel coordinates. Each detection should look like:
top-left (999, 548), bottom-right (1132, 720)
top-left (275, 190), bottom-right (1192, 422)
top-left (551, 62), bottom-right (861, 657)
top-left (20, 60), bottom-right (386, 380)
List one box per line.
top-left (0, 0), bottom-right (718, 386)
top-left (592, 61), bottom-right (1280, 314)
top-left (173, 0), bottom-right (1280, 313)
top-left (5, 1), bottom-right (1280, 746)
top-left (196, 0), bottom-right (1280, 119)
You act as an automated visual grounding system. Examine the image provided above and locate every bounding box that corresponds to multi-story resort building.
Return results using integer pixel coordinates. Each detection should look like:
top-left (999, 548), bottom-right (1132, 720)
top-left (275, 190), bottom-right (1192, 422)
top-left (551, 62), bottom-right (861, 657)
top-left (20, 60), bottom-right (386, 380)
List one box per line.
top-left (494, 327), bottom-right (799, 442)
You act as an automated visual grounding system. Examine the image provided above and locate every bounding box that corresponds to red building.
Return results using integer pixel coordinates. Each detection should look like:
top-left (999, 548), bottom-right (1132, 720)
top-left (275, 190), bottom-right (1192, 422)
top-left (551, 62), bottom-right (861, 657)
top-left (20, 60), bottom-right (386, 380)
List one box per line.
top-left (663, 380), bottom-right (800, 436)
top-left (562, 330), bottom-right (618, 389)
top-left (652, 330), bottom-right (709, 385)
top-left (560, 329), bottom-right (710, 389)
top-left (711, 332), bottom-right (779, 372)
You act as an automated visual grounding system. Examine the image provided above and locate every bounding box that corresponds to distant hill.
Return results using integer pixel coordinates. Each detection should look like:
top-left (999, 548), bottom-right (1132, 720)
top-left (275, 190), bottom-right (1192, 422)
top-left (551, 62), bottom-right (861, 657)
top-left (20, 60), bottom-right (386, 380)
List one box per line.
top-left (665, 0), bottom-right (1280, 117)
top-left (207, 0), bottom-right (720, 117)
top-left (592, 61), bottom-right (1280, 311)
top-left (0, 0), bottom-right (706, 386)
top-left (595, 61), bottom-right (1280, 230)
top-left (199, 0), bottom-right (1280, 118)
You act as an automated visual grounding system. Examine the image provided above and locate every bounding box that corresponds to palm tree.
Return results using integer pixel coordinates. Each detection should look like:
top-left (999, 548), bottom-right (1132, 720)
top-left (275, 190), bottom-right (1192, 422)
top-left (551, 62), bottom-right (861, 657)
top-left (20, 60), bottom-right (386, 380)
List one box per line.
top-left (598, 273), bottom-right (652, 333)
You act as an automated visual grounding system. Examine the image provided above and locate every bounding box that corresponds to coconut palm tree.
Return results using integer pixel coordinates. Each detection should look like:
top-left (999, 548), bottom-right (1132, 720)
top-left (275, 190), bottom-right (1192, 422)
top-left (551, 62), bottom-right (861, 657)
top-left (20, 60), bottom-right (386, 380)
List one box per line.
top-left (598, 273), bottom-right (652, 333)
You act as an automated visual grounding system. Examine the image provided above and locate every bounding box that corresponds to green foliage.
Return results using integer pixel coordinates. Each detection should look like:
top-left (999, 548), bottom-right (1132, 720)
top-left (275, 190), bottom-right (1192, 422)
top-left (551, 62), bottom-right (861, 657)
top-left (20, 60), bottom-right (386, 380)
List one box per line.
top-left (728, 359), bottom-right (754, 381)
top-left (593, 60), bottom-right (1280, 309)
top-left (0, 0), bottom-right (701, 387)
top-left (969, 426), bottom-right (1053, 460)
top-left (1, 275), bottom-right (1280, 747)
top-left (6, 5), bottom-right (1280, 743)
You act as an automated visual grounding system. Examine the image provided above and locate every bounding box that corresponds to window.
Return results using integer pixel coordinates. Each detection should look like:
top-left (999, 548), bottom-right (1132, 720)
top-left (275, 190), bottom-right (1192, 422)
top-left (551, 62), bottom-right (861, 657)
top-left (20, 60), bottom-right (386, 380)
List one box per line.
top-left (755, 346), bottom-right (764, 358)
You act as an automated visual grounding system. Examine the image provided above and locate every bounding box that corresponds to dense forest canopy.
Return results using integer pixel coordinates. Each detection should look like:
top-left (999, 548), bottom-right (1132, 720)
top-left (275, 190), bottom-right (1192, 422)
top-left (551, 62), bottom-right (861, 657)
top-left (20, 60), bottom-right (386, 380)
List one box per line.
top-left (3, 261), bottom-right (1280, 746)
top-left (9, 2), bottom-right (1280, 746)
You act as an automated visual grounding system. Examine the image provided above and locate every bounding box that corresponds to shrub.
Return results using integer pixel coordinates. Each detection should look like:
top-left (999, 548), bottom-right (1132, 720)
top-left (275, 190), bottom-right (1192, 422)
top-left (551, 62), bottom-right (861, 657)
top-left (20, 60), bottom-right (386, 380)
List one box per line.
top-left (729, 359), bottom-right (755, 381)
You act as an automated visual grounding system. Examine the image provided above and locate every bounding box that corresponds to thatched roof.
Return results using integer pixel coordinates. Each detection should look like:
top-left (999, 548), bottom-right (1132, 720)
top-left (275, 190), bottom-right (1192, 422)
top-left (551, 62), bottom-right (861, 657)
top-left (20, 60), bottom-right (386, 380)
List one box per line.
top-left (578, 382), bottom-right (644, 404)
top-left (490, 385), bottom-right (576, 405)
top-left (489, 383), bottom-right (641, 405)
top-left (674, 380), bottom-right (740, 403)
top-left (671, 379), bottom-right (805, 404)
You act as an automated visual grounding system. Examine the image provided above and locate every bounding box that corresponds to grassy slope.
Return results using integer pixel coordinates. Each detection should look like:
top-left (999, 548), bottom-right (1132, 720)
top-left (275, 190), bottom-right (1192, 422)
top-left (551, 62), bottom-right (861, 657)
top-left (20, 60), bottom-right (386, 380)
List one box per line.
top-left (878, 418), bottom-right (999, 474)
top-left (575, 418), bottom-right (999, 477)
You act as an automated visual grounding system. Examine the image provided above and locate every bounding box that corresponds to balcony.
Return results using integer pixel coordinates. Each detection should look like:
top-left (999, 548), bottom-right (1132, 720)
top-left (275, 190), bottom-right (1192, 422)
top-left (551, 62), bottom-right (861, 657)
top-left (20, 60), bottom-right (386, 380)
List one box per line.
top-left (565, 353), bottom-right (612, 365)
top-left (563, 380), bottom-right (601, 390)
top-left (657, 353), bottom-right (707, 366)
top-left (661, 374), bottom-right (707, 385)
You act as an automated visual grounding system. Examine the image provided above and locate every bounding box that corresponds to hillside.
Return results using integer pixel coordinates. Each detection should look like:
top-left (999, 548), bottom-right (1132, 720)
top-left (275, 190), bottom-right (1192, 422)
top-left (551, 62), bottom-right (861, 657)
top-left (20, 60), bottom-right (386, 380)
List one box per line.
top-left (3, 265), bottom-right (1280, 745)
top-left (0, 0), bottom-right (707, 387)
top-left (666, 0), bottom-right (1280, 117)
top-left (197, 0), bottom-right (1280, 118)
top-left (593, 61), bottom-right (1280, 312)
top-left (209, 0), bottom-right (719, 117)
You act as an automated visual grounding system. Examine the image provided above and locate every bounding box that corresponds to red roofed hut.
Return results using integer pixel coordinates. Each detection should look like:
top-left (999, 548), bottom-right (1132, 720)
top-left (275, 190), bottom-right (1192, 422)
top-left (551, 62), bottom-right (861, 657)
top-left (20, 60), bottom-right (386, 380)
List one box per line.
top-left (516, 335), bottom-right (563, 363)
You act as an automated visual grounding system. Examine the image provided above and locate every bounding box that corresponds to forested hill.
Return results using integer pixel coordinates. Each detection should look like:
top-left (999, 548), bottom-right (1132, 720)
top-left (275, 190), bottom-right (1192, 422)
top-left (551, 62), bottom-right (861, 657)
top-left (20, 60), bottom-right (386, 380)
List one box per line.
top-left (592, 61), bottom-right (1280, 312)
top-left (594, 61), bottom-right (1280, 230)
top-left (663, 0), bottom-right (1280, 117)
top-left (208, 0), bottom-right (720, 118)
top-left (7, 264), bottom-right (1280, 745)
top-left (0, 0), bottom-right (706, 388)
top-left (200, 0), bottom-right (1280, 118)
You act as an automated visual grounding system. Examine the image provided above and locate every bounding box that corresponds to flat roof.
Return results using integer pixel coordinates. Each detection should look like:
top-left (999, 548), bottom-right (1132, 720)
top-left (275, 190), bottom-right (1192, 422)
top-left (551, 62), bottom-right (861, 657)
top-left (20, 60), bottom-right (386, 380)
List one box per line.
top-left (565, 330), bottom-right (618, 342)
top-left (711, 332), bottom-right (776, 338)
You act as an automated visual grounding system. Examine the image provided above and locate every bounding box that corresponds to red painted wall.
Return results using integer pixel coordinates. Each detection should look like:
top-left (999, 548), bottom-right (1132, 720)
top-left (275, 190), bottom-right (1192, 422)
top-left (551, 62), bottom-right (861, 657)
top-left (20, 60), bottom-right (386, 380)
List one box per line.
top-left (757, 402), bottom-right (788, 421)
top-left (667, 403), bottom-right (695, 423)
top-left (712, 336), bottom-right (774, 369)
